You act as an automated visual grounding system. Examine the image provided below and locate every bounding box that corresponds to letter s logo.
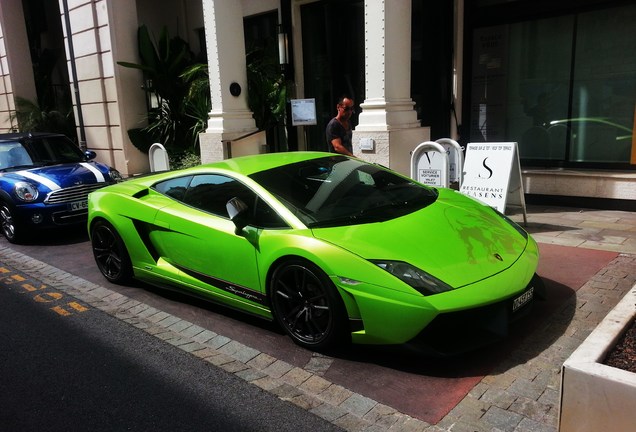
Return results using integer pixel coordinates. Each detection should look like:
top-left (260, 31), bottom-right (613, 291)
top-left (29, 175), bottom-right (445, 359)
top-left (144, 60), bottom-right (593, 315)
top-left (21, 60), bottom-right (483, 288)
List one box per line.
top-left (479, 157), bottom-right (493, 179)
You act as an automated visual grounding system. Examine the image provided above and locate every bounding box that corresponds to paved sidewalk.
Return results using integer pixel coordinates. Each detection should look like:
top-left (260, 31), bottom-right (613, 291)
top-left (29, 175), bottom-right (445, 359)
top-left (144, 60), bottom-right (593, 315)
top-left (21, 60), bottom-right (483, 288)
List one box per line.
top-left (1, 204), bottom-right (635, 431)
top-left (510, 205), bottom-right (636, 254)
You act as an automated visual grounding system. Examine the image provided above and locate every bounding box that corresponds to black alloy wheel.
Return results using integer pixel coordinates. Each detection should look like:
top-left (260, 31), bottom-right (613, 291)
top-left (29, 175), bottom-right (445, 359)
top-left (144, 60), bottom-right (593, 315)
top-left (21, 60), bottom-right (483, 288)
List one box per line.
top-left (91, 220), bottom-right (132, 284)
top-left (270, 260), bottom-right (348, 351)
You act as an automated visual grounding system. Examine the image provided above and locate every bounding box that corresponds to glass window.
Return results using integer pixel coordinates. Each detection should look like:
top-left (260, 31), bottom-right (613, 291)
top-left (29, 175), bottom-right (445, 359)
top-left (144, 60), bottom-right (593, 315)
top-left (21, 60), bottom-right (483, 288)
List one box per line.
top-left (469, 4), bottom-right (636, 167)
top-left (569, 5), bottom-right (636, 163)
top-left (0, 142), bottom-right (33, 168)
top-left (250, 156), bottom-right (438, 228)
top-left (156, 174), bottom-right (286, 228)
top-left (153, 176), bottom-right (192, 202)
top-left (183, 175), bottom-right (250, 217)
top-left (24, 136), bottom-right (85, 163)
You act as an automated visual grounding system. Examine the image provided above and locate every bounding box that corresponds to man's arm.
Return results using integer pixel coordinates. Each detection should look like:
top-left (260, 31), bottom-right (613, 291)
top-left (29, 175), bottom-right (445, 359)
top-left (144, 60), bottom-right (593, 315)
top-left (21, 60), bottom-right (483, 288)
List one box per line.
top-left (330, 137), bottom-right (353, 156)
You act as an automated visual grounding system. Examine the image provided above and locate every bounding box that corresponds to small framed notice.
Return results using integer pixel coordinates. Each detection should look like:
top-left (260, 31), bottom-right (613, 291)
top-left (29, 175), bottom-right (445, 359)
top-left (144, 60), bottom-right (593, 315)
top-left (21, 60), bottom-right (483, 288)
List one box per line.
top-left (290, 98), bottom-right (317, 126)
top-left (460, 142), bottom-right (527, 223)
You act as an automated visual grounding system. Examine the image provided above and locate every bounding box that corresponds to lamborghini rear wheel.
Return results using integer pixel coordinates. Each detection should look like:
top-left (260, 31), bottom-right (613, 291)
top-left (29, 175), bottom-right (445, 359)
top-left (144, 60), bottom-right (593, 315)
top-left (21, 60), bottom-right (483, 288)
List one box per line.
top-left (270, 259), bottom-right (349, 351)
top-left (91, 219), bottom-right (132, 284)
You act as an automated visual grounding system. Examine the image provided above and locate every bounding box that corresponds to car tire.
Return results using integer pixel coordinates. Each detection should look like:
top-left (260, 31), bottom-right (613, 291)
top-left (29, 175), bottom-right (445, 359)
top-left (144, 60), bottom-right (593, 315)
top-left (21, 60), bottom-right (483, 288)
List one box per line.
top-left (91, 219), bottom-right (133, 284)
top-left (0, 202), bottom-right (24, 244)
top-left (270, 259), bottom-right (349, 351)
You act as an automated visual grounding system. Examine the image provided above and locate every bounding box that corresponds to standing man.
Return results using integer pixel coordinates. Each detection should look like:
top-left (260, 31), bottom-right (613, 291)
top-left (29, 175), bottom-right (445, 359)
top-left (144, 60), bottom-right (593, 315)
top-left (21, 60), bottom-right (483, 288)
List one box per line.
top-left (325, 96), bottom-right (355, 156)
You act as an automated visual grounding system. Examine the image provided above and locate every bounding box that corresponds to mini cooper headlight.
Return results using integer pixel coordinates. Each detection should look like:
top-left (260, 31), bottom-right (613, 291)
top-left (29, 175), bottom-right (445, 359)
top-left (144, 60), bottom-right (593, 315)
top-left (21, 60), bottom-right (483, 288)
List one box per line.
top-left (14, 181), bottom-right (39, 202)
top-left (371, 260), bottom-right (453, 296)
top-left (109, 169), bottom-right (124, 182)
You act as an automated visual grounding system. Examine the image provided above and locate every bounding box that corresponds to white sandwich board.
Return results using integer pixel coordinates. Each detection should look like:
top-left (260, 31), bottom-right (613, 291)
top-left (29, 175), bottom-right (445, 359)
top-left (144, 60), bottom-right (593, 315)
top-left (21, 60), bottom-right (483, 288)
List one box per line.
top-left (460, 142), bottom-right (527, 224)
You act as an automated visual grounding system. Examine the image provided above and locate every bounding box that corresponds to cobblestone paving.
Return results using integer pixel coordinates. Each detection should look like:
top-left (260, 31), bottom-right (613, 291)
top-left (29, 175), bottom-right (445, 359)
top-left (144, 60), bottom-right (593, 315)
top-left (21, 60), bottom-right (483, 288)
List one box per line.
top-left (1, 205), bottom-right (635, 431)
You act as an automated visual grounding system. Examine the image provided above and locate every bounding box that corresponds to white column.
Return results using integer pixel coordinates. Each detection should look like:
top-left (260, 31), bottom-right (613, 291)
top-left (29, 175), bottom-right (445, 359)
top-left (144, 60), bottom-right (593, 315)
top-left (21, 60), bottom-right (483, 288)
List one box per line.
top-left (0, 0), bottom-right (37, 131)
top-left (354, 0), bottom-right (428, 175)
top-left (357, 0), bottom-right (420, 131)
top-left (199, 0), bottom-right (257, 162)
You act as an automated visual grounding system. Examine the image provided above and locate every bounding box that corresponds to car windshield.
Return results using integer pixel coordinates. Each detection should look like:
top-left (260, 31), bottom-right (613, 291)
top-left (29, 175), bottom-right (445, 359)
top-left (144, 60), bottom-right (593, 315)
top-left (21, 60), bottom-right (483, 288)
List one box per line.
top-left (0, 136), bottom-right (85, 170)
top-left (249, 156), bottom-right (438, 228)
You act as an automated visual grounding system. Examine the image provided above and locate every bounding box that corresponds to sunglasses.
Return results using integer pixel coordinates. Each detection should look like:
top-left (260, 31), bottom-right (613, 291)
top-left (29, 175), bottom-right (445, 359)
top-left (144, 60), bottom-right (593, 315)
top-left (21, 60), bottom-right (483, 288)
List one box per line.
top-left (341, 105), bottom-right (355, 113)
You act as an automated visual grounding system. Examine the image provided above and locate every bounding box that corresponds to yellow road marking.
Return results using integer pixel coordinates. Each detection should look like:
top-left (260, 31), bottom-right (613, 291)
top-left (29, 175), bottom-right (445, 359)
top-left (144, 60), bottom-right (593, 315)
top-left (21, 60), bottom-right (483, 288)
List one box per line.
top-left (68, 302), bottom-right (89, 312)
top-left (51, 306), bottom-right (72, 316)
top-left (22, 283), bottom-right (46, 292)
top-left (34, 292), bottom-right (63, 303)
top-left (2, 269), bottom-right (90, 316)
top-left (2, 274), bottom-right (26, 284)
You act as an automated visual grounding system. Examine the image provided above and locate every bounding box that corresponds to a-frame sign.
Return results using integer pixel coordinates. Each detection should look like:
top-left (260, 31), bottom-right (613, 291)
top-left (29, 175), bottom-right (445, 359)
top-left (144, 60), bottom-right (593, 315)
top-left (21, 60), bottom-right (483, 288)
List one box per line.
top-left (459, 142), bottom-right (527, 225)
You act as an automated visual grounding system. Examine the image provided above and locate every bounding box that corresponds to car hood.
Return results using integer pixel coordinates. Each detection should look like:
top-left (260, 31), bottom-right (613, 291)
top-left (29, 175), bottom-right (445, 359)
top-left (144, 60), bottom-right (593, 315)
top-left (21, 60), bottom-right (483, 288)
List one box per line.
top-left (311, 194), bottom-right (528, 288)
top-left (6, 162), bottom-right (109, 191)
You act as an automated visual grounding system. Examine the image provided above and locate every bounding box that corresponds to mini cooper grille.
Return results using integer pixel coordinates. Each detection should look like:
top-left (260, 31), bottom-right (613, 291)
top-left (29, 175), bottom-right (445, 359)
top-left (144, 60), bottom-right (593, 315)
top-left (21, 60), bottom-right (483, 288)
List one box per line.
top-left (45, 183), bottom-right (107, 204)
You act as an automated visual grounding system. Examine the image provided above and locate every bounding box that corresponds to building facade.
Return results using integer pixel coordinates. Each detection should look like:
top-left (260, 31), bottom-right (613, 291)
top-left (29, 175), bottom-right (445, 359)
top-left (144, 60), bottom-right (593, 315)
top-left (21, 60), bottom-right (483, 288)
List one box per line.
top-left (0, 0), bottom-right (633, 206)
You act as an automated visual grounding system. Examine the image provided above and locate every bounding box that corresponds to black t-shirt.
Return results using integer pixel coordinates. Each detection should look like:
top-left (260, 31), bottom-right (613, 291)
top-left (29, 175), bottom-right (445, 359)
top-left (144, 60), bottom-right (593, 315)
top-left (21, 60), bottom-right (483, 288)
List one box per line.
top-left (325, 118), bottom-right (352, 153)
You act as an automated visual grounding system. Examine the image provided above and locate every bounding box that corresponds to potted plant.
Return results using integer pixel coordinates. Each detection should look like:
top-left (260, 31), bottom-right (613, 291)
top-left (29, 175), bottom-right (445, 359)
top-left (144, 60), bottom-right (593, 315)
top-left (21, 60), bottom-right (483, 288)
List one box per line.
top-left (559, 286), bottom-right (636, 431)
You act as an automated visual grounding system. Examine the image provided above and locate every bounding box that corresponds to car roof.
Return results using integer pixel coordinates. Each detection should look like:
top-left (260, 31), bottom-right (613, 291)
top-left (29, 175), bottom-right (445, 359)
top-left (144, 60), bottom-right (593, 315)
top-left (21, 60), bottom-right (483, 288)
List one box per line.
top-left (0, 132), bottom-right (65, 142)
top-left (197, 151), bottom-right (335, 176)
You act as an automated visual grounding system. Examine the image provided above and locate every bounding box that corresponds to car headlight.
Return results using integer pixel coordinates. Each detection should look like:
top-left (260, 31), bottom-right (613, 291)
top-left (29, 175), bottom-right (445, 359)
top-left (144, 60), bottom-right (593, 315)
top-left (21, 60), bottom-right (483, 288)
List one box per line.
top-left (14, 181), bottom-right (39, 202)
top-left (109, 169), bottom-right (124, 182)
top-left (371, 260), bottom-right (453, 296)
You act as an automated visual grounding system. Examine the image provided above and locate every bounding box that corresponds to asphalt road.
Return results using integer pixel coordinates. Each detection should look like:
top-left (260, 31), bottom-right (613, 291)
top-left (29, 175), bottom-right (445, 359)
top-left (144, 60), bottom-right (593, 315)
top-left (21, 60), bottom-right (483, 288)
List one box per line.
top-left (0, 266), bottom-right (342, 432)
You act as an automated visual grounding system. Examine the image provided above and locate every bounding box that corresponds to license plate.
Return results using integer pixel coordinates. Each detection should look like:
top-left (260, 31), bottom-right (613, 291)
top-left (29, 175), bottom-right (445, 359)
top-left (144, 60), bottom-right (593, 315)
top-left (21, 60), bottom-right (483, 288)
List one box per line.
top-left (70, 200), bottom-right (88, 211)
top-left (512, 286), bottom-right (534, 312)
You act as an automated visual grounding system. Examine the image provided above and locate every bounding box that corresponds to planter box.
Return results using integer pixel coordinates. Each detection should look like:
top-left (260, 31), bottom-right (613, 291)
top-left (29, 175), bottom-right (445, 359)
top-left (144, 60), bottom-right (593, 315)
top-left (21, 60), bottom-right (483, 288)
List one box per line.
top-left (559, 285), bottom-right (636, 432)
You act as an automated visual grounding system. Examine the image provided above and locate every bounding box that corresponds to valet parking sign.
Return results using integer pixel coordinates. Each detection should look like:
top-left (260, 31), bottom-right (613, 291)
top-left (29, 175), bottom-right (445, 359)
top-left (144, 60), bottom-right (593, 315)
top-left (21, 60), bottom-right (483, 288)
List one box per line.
top-left (460, 142), bottom-right (527, 220)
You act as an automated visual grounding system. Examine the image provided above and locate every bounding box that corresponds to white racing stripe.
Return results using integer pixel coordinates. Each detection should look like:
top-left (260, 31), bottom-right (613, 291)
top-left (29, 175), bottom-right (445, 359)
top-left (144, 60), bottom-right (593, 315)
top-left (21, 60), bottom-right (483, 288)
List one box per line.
top-left (80, 162), bottom-right (106, 183)
top-left (18, 170), bottom-right (60, 191)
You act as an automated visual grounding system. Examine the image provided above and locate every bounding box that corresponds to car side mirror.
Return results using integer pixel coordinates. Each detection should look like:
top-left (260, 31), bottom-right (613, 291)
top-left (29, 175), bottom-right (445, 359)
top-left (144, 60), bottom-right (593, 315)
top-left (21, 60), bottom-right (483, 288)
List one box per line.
top-left (85, 150), bottom-right (97, 160)
top-left (226, 197), bottom-right (249, 235)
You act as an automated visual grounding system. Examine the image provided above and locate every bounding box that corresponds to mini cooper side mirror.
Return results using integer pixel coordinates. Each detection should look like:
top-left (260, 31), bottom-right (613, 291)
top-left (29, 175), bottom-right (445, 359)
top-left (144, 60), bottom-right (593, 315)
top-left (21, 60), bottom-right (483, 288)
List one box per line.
top-left (85, 150), bottom-right (97, 160)
top-left (226, 197), bottom-right (249, 235)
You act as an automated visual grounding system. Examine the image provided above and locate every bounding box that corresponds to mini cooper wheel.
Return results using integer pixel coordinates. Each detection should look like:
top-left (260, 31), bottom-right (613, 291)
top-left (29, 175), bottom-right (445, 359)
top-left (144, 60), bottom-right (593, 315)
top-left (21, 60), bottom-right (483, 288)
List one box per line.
top-left (91, 220), bottom-right (132, 284)
top-left (0, 202), bottom-right (23, 244)
top-left (270, 260), bottom-right (349, 351)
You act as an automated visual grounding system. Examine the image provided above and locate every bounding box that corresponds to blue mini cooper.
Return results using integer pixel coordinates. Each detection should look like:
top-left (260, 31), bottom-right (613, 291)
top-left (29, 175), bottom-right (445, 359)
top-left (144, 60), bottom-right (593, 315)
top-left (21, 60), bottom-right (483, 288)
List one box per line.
top-left (0, 132), bottom-right (122, 243)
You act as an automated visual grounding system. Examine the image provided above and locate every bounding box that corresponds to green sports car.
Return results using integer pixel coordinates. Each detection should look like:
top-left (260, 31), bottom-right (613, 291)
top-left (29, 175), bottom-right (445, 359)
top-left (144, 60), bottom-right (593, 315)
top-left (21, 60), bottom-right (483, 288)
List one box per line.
top-left (88, 152), bottom-right (542, 354)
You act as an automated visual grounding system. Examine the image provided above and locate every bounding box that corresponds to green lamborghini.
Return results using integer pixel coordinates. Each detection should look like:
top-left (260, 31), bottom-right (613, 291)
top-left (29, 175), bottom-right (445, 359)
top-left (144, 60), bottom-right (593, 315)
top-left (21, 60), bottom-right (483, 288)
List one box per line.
top-left (88, 152), bottom-right (542, 354)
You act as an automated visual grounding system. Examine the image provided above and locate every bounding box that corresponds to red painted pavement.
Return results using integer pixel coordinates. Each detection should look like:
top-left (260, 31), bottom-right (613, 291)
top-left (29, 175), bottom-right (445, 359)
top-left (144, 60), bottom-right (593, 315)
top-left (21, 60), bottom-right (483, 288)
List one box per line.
top-left (325, 243), bottom-right (619, 424)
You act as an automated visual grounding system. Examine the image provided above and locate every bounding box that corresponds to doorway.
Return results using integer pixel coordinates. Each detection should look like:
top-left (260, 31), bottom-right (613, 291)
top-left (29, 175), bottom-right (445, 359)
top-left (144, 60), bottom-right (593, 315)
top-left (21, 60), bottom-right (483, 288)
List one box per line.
top-left (300, 0), bottom-right (365, 151)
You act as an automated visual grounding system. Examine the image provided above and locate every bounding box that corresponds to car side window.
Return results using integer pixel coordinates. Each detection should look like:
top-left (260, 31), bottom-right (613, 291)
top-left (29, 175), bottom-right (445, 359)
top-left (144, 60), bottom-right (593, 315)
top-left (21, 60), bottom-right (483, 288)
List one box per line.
top-left (153, 176), bottom-right (193, 202)
top-left (183, 174), bottom-right (245, 217)
top-left (252, 196), bottom-right (288, 229)
top-left (181, 174), bottom-right (287, 228)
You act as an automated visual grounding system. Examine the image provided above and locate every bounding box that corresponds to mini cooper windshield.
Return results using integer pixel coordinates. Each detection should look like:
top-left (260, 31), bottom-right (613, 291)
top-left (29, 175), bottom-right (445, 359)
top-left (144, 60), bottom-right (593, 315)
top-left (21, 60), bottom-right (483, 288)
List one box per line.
top-left (250, 156), bottom-right (438, 228)
top-left (0, 135), bottom-right (87, 171)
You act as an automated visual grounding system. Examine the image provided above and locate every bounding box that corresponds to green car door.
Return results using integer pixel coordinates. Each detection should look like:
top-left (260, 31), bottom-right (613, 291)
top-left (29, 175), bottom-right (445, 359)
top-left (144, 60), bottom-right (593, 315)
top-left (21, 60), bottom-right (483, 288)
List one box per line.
top-left (150, 173), bottom-right (267, 316)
